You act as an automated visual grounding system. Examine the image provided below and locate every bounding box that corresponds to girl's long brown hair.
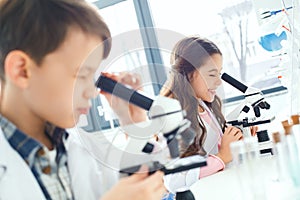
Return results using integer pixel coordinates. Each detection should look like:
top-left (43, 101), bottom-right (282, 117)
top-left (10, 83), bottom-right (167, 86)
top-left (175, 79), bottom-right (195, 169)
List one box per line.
top-left (160, 36), bottom-right (226, 157)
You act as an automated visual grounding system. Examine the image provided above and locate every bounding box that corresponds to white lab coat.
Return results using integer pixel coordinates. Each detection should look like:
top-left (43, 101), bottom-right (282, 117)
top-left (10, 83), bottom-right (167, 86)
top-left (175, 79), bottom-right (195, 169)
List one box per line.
top-left (67, 128), bottom-right (120, 200)
top-left (0, 128), bottom-right (119, 200)
top-left (0, 128), bottom-right (46, 200)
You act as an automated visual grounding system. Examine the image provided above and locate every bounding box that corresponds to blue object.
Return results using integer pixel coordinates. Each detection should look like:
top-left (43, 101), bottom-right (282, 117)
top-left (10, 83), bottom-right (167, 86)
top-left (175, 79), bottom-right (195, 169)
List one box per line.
top-left (162, 192), bottom-right (175, 200)
top-left (261, 6), bottom-right (293, 19)
top-left (259, 31), bottom-right (287, 51)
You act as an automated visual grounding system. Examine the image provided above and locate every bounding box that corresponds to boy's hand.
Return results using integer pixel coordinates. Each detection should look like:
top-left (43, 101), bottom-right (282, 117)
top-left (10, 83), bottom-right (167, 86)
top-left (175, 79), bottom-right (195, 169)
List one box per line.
top-left (217, 126), bottom-right (243, 164)
top-left (100, 72), bottom-right (147, 126)
top-left (101, 168), bottom-right (166, 200)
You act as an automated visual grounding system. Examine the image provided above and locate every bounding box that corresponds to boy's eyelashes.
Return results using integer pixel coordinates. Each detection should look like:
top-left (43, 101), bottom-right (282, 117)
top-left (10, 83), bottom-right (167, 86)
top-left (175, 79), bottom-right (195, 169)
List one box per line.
top-left (77, 74), bottom-right (88, 79)
top-left (73, 72), bottom-right (88, 79)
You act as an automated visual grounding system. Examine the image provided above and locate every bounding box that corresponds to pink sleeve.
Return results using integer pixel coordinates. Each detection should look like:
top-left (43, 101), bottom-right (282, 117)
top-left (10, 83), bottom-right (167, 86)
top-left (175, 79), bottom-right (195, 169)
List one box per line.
top-left (199, 155), bottom-right (225, 178)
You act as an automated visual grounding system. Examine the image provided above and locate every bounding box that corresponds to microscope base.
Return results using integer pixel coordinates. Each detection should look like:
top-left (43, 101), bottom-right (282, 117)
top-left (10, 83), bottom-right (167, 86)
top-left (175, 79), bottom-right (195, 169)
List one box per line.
top-left (258, 141), bottom-right (274, 156)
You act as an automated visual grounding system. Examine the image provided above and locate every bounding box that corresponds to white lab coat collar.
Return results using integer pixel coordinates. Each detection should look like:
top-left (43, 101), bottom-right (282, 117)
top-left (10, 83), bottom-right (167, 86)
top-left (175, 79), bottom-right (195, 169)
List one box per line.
top-left (0, 128), bottom-right (46, 200)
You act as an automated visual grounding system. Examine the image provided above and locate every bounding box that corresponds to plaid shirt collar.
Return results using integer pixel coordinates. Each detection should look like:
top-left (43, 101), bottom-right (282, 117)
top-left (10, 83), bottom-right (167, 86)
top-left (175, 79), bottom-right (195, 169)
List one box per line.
top-left (0, 115), bottom-right (68, 167)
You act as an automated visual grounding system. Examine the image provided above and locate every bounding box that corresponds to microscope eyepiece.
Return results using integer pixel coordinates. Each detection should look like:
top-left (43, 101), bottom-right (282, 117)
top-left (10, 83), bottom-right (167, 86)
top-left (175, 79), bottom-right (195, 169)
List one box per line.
top-left (253, 106), bottom-right (261, 117)
top-left (96, 75), bottom-right (153, 111)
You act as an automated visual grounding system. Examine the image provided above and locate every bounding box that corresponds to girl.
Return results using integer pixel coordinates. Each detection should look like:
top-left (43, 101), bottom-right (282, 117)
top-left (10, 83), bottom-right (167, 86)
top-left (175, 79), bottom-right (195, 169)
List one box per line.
top-left (161, 36), bottom-right (247, 194)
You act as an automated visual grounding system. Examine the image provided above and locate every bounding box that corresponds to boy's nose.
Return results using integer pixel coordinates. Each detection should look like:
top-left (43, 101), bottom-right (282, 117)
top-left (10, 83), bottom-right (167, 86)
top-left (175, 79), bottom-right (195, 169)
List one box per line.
top-left (216, 76), bottom-right (222, 86)
top-left (84, 86), bottom-right (98, 99)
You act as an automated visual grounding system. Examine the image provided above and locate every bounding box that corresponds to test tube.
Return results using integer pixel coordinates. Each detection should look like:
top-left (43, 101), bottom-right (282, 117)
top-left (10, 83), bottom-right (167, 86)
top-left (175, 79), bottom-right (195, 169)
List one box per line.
top-left (230, 140), bottom-right (253, 200)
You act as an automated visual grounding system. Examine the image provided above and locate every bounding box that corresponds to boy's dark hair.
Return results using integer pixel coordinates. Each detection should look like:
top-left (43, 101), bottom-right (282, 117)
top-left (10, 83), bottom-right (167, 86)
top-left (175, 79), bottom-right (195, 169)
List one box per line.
top-left (0, 0), bottom-right (111, 81)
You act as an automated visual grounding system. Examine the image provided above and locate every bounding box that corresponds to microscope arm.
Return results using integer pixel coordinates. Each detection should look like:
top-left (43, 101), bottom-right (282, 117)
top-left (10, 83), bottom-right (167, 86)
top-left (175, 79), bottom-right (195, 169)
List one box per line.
top-left (221, 73), bottom-right (270, 122)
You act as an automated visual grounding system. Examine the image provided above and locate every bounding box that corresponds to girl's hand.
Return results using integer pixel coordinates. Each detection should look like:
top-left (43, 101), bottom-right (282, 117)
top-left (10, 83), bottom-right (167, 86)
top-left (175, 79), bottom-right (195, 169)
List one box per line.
top-left (100, 72), bottom-right (147, 126)
top-left (217, 126), bottom-right (243, 164)
top-left (250, 126), bottom-right (258, 136)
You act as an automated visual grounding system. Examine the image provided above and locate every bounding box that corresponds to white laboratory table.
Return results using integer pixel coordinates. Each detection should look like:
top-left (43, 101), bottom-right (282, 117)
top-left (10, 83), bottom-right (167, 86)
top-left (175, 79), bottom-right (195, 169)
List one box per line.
top-left (190, 156), bottom-right (300, 200)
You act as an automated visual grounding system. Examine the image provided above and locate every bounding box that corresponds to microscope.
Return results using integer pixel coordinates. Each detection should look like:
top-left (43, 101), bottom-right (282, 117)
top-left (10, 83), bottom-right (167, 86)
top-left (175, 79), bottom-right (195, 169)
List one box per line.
top-left (221, 73), bottom-right (274, 155)
top-left (96, 75), bottom-right (207, 176)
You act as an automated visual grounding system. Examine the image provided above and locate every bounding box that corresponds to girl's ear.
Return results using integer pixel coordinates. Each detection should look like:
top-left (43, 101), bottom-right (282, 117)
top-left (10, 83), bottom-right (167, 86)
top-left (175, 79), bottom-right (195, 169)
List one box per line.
top-left (4, 50), bottom-right (31, 89)
top-left (188, 71), bottom-right (197, 82)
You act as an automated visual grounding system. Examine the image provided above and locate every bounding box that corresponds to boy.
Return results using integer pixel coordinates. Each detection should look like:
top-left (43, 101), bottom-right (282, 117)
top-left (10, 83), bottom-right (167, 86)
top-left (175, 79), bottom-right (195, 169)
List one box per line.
top-left (0, 0), bottom-right (165, 199)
